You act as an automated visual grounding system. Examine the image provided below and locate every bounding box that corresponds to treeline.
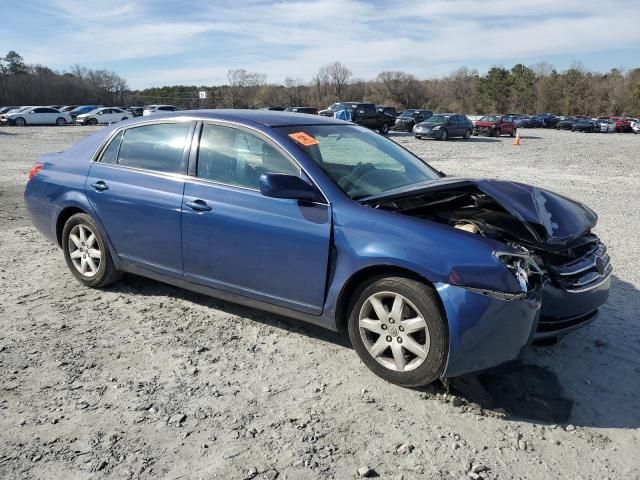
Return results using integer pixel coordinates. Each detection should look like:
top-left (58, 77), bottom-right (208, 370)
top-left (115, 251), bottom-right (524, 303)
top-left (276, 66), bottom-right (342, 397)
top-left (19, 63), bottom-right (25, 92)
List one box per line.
top-left (3, 52), bottom-right (640, 116)
top-left (0, 51), bottom-right (128, 106)
top-left (132, 62), bottom-right (640, 117)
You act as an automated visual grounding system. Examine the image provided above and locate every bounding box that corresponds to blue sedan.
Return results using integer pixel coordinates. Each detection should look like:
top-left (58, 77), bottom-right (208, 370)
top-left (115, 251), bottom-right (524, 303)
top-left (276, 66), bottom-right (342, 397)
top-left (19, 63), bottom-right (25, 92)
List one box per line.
top-left (24, 110), bottom-right (612, 386)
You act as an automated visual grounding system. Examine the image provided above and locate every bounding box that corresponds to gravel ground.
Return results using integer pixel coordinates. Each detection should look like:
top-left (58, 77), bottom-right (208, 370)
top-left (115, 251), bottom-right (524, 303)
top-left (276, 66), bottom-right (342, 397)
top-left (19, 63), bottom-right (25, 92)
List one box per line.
top-left (1, 125), bottom-right (639, 479)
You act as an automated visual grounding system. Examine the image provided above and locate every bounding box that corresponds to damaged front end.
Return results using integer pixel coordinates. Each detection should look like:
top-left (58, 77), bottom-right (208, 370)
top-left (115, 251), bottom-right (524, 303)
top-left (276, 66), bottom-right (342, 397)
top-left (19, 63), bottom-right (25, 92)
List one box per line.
top-left (363, 178), bottom-right (612, 342)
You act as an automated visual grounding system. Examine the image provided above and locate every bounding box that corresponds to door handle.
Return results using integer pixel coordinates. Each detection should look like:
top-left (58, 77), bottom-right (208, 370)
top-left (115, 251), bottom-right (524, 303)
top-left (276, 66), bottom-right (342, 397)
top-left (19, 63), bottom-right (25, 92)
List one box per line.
top-left (185, 199), bottom-right (212, 212)
top-left (90, 181), bottom-right (109, 191)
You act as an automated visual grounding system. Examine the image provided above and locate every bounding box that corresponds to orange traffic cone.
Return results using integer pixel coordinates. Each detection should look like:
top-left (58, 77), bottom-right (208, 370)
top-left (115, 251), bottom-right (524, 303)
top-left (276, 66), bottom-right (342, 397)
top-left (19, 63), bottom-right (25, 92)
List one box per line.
top-left (513, 130), bottom-right (521, 146)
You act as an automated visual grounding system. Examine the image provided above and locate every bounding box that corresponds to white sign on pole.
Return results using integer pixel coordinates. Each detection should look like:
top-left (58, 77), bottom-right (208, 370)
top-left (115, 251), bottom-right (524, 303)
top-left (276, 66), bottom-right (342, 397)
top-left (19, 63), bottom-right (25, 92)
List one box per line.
top-left (199, 91), bottom-right (207, 99)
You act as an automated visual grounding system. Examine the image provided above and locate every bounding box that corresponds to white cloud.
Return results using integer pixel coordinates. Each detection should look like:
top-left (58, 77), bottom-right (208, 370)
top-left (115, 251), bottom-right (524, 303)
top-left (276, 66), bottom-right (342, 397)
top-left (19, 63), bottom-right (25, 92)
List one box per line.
top-left (9, 0), bottom-right (640, 88)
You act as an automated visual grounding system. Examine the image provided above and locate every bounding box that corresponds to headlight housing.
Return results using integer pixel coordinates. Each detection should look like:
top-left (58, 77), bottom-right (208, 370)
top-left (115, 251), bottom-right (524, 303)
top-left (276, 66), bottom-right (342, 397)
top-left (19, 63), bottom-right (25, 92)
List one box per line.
top-left (495, 251), bottom-right (543, 293)
top-left (433, 125), bottom-right (441, 130)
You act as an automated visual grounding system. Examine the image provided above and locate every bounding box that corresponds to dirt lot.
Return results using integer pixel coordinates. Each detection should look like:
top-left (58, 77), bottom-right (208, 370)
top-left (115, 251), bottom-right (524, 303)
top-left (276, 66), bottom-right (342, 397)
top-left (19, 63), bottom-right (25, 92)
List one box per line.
top-left (1, 125), bottom-right (639, 479)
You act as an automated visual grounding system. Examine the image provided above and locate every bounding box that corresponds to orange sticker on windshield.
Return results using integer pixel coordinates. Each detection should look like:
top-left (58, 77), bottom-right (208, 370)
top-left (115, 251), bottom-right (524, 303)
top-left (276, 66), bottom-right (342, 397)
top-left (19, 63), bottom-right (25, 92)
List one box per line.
top-left (288, 131), bottom-right (319, 147)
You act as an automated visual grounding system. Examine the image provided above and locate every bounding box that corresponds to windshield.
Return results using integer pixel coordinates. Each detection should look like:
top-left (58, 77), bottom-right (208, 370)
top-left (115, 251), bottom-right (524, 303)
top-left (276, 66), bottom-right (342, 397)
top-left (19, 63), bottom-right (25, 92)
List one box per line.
top-left (399, 110), bottom-right (418, 118)
top-left (277, 124), bottom-right (440, 199)
top-left (328, 103), bottom-right (355, 112)
top-left (479, 115), bottom-right (500, 122)
top-left (425, 115), bottom-right (448, 125)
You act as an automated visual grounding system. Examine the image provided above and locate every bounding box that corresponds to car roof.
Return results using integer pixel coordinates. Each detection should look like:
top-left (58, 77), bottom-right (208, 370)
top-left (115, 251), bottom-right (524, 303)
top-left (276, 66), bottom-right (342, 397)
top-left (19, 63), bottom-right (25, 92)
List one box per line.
top-left (125, 109), bottom-right (345, 127)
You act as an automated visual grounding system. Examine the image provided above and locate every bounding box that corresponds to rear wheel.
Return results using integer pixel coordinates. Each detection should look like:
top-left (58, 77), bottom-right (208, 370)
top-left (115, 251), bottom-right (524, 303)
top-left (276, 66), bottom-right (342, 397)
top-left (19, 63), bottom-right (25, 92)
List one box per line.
top-left (55, 117), bottom-right (66, 126)
top-left (62, 213), bottom-right (120, 288)
top-left (15, 117), bottom-right (26, 127)
top-left (510, 129), bottom-right (515, 137)
top-left (347, 277), bottom-right (448, 387)
top-left (88, 118), bottom-right (98, 126)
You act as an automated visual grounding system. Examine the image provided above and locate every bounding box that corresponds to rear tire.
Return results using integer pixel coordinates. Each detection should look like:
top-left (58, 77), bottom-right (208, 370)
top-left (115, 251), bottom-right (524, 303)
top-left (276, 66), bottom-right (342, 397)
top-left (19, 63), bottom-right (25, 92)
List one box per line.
top-left (62, 213), bottom-right (121, 288)
top-left (347, 276), bottom-right (448, 387)
top-left (88, 118), bottom-right (98, 126)
top-left (510, 129), bottom-right (515, 137)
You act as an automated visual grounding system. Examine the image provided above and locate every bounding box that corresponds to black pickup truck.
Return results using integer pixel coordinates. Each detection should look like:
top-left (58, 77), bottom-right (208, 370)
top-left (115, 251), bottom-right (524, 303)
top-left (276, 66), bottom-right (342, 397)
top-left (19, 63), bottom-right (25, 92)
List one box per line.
top-left (319, 102), bottom-right (395, 134)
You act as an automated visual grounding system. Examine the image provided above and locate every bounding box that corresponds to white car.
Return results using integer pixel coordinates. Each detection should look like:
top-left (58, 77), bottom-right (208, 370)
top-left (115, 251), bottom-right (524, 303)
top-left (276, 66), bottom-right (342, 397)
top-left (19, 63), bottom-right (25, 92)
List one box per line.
top-left (76, 107), bottom-right (130, 126)
top-left (632, 120), bottom-right (639, 134)
top-left (143, 104), bottom-right (182, 116)
top-left (2, 106), bottom-right (72, 126)
top-left (595, 118), bottom-right (616, 133)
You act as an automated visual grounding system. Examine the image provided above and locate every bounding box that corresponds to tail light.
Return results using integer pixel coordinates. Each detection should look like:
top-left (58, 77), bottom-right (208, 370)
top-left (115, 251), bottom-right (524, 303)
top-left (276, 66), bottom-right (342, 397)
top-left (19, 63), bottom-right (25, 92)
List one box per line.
top-left (28, 162), bottom-right (43, 180)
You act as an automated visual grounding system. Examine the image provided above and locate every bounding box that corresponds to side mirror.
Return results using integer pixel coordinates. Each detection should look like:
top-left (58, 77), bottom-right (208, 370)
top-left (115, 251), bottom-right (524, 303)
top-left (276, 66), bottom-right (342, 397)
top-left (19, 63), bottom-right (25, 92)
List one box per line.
top-left (259, 173), bottom-right (324, 203)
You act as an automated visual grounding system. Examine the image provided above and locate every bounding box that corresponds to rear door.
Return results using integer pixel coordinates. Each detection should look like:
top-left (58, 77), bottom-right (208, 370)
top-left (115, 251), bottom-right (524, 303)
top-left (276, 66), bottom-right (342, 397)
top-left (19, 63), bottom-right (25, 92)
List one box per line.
top-left (86, 121), bottom-right (195, 277)
top-left (181, 122), bottom-right (332, 314)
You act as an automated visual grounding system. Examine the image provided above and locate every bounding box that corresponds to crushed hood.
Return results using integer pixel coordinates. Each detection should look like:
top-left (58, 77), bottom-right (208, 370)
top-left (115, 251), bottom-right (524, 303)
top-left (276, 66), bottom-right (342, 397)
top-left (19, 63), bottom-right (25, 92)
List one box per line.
top-left (362, 178), bottom-right (597, 244)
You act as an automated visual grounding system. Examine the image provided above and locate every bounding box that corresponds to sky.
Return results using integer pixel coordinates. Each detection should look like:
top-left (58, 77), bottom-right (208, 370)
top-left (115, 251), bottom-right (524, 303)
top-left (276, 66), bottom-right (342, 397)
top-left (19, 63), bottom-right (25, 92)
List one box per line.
top-left (2, 0), bottom-right (640, 90)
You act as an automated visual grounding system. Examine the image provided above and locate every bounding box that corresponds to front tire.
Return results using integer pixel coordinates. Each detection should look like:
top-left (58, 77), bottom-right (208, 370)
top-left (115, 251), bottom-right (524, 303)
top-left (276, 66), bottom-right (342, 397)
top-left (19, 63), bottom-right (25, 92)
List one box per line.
top-left (14, 117), bottom-right (26, 127)
top-left (62, 213), bottom-right (120, 288)
top-left (347, 277), bottom-right (448, 387)
top-left (440, 129), bottom-right (448, 141)
top-left (88, 118), bottom-right (98, 126)
top-left (56, 117), bottom-right (66, 126)
top-left (379, 123), bottom-right (390, 135)
top-left (464, 129), bottom-right (471, 139)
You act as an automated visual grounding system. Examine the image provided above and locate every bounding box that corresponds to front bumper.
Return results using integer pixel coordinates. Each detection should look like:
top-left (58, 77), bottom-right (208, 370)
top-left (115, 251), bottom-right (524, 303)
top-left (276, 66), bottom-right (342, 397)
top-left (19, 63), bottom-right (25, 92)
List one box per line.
top-left (536, 242), bottom-right (612, 339)
top-left (473, 126), bottom-right (494, 135)
top-left (393, 121), bottom-right (413, 131)
top-left (414, 127), bottom-right (443, 138)
top-left (436, 282), bottom-right (541, 378)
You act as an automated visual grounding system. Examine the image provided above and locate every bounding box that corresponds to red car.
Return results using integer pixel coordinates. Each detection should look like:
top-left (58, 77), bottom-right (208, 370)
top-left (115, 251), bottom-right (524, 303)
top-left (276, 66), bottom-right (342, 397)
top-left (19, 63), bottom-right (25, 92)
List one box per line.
top-left (473, 114), bottom-right (517, 137)
top-left (611, 117), bottom-right (632, 132)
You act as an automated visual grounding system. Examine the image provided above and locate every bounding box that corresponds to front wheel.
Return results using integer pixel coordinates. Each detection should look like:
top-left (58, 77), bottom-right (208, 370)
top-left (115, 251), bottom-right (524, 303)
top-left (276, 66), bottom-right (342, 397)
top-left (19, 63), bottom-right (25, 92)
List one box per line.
top-left (347, 277), bottom-right (448, 387)
top-left (14, 117), bottom-right (26, 127)
top-left (440, 129), bottom-right (448, 141)
top-left (56, 117), bottom-right (66, 126)
top-left (464, 129), bottom-right (471, 139)
top-left (121, 117), bottom-right (128, 121)
top-left (88, 118), bottom-right (98, 126)
top-left (62, 213), bottom-right (120, 288)
top-left (379, 123), bottom-right (389, 135)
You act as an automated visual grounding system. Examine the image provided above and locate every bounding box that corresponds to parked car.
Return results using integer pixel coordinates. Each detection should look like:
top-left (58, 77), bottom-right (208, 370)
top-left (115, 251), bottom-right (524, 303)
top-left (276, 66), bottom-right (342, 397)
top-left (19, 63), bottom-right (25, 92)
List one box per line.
top-left (143, 105), bottom-right (183, 116)
top-left (69, 106), bottom-right (101, 121)
top-left (377, 106), bottom-right (398, 118)
top-left (473, 115), bottom-right (517, 137)
top-left (260, 106), bottom-right (286, 111)
top-left (611, 117), bottom-right (632, 133)
top-left (2, 106), bottom-right (72, 126)
top-left (571, 119), bottom-right (597, 132)
top-left (0, 106), bottom-right (30, 124)
top-left (414, 113), bottom-right (474, 140)
top-left (24, 109), bottom-right (611, 386)
top-left (284, 107), bottom-right (318, 115)
top-left (535, 113), bottom-right (560, 128)
top-left (506, 114), bottom-right (524, 128)
top-left (318, 102), bottom-right (357, 117)
top-left (632, 120), bottom-right (639, 134)
top-left (556, 117), bottom-right (577, 130)
top-left (126, 107), bottom-right (144, 117)
top-left (0, 106), bottom-right (20, 114)
top-left (520, 115), bottom-right (542, 128)
top-left (393, 109), bottom-right (433, 132)
top-left (595, 118), bottom-right (616, 133)
top-left (76, 107), bottom-right (130, 126)
top-left (58, 105), bottom-right (79, 113)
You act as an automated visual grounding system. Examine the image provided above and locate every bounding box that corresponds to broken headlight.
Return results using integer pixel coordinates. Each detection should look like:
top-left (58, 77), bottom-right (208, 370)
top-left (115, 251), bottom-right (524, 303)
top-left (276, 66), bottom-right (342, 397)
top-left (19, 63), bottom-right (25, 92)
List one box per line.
top-left (495, 251), bottom-right (543, 293)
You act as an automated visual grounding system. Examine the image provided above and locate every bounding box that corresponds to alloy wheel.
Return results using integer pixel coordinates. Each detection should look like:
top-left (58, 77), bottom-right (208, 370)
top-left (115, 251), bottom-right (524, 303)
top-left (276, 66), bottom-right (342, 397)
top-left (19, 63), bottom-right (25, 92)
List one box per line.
top-left (67, 224), bottom-right (101, 277)
top-left (358, 291), bottom-right (431, 372)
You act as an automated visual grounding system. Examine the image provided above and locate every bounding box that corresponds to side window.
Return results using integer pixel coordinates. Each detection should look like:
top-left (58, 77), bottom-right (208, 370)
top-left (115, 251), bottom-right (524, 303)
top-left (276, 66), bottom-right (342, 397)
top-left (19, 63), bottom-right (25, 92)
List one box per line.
top-left (99, 131), bottom-right (123, 164)
top-left (117, 123), bottom-right (191, 173)
top-left (32, 108), bottom-right (46, 113)
top-left (364, 104), bottom-right (376, 115)
top-left (197, 124), bottom-right (299, 189)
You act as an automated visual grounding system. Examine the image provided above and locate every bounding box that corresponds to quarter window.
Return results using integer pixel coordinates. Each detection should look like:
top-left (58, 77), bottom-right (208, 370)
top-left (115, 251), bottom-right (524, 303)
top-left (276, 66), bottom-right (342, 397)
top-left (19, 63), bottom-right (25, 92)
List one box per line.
top-left (116, 123), bottom-right (191, 173)
top-left (99, 131), bottom-right (123, 164)
top-left (197, 124), bottom-right (299, 189)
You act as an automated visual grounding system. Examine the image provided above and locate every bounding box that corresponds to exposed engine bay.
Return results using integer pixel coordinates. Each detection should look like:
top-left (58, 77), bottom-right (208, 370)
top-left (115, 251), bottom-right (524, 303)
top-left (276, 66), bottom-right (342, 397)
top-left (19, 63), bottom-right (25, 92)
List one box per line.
top-left (365, 182), bottom-right (611, 305)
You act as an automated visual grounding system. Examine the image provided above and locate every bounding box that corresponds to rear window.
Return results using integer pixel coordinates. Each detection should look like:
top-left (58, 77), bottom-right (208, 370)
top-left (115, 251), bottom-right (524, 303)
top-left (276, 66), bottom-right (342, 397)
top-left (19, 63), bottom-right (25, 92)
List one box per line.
top-left (116, 123), bottom-right (191, 173)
